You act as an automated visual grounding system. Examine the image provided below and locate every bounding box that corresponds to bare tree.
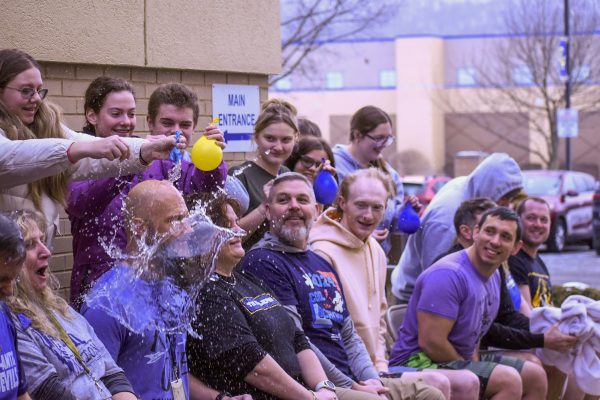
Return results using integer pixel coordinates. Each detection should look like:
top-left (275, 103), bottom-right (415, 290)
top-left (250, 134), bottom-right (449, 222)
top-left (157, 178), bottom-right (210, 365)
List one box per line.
top-left (443, 0), bottom-right (600, 169)
top-left (273, 0), bottom-right (399, 86)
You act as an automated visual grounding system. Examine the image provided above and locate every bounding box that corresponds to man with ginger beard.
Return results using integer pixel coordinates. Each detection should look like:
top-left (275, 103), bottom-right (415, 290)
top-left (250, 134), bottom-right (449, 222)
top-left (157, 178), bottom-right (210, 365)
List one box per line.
top-left (82, 180), bottom-right (250, 400)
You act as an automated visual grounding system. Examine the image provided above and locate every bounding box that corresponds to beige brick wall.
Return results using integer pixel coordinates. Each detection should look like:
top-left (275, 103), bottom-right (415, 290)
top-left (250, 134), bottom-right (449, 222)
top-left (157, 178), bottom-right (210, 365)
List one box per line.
top-left (42, 61), bottom-right (267, 300)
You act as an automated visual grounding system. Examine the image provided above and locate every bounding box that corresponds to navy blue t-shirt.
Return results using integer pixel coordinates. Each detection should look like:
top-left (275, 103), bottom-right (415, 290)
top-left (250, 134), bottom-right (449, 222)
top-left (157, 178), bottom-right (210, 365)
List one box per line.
top-left (0, 303), bottom-right (27, 400)
top-left (240, 247), bottom-right (352, 376)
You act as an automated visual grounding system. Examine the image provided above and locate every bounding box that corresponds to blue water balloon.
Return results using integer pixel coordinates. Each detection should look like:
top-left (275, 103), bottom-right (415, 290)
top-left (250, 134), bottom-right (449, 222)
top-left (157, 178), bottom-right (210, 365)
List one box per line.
top-left (169, 130), bottom-right (183, 164)
top-left (313, 170), bottom-right (338, 205)
top-left (396, 202), bottom-right (421, 234)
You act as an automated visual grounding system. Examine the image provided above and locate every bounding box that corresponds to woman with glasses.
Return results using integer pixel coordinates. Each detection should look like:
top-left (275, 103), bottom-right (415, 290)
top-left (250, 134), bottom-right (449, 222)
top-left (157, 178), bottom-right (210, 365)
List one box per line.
top-left (332, 106), bottom-right (418, 256)
top-left (285, 136), bottom-right (336, 184)
top-left (0, 49), bottom-right (185, 243)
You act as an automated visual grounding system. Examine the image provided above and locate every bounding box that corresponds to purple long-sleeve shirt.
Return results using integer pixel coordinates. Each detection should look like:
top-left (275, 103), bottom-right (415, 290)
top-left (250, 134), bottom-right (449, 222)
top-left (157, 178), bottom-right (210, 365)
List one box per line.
top-left (67, 159), bottom-right (227, 309)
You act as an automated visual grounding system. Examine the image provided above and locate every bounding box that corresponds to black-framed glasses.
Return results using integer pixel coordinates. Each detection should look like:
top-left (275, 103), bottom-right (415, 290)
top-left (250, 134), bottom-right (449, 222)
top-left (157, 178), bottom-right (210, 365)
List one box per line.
top-left (4, 86), bottom-right (48, 100)
top-left (299, 155), bottom-right (323, 169)
top-left (364, 133), bottom-right (395, 147)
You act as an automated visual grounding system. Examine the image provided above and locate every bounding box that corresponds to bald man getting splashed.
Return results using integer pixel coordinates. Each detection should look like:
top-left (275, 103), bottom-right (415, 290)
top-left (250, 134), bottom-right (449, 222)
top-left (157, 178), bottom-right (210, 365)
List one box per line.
top-left (81, 180), bottom-right (231, 400)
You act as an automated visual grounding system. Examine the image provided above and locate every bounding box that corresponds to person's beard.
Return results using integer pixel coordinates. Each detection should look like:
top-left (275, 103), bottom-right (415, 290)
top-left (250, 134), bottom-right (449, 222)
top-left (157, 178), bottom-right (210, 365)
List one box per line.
top-left (274, 212), bottom-right (313, 246)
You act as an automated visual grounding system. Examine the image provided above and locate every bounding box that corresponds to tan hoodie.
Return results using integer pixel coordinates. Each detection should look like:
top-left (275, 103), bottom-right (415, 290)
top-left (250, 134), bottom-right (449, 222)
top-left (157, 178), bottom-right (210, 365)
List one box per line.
top-left (309, 208), bottom-right (388, 372)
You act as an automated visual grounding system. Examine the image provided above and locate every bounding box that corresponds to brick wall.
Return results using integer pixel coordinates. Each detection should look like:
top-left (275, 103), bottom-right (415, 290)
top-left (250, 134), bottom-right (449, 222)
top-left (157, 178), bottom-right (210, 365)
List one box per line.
top-left (40, 61), bottom-right (268, 300)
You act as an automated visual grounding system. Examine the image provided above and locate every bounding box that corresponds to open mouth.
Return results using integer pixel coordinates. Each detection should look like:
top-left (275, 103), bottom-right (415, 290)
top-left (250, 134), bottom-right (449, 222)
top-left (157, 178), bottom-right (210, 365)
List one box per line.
top-left (357, 220), bottom-right (374, 229)
top-left (36, 266), bottom-right (48, 277)
top-left (483, 247), bottom-right (500, 257)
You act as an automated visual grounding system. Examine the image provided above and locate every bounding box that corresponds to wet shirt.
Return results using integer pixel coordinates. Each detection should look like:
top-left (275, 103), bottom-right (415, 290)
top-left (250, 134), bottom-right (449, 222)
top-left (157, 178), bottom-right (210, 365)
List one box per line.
top-left (187, 271), bottom-right (309, 400)
top-left (14, 306), bottom-right (120, 399)
top-left (228, 162), bottom-right (289, 249)
top-left (240, 247), bottom-right (353, 377)
top-left (509, 249), bottom-right (554, 308)
top-left (390, 250), bottom-right (501, 365)
top-left (0, 303), bottom-right (26, 400)
top-left (81, 266), bottom-right (189, 400)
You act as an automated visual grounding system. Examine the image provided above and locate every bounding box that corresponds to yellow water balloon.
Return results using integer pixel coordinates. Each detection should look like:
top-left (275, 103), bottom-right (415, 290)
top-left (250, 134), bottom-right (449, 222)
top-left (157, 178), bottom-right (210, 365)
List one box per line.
top-left (191, 136), bottom-right (223, 171)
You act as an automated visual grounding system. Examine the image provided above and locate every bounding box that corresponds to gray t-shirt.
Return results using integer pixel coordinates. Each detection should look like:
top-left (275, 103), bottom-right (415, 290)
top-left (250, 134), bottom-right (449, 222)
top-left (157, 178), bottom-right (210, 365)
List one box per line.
top-left (13, 306), bottom-right (122, 400)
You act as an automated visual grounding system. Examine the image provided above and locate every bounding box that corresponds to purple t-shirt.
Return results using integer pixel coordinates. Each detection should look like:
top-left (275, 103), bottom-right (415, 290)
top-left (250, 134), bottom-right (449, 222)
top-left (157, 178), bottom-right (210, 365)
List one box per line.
top-left (389, 250), bottom-right (501, 365)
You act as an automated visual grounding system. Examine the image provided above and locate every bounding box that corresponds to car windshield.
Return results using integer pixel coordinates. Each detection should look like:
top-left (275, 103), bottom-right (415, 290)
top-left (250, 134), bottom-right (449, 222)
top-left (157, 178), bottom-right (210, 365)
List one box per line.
top-left (403, 183), bottom-right (424, 196)
top-left (523, 175), bottom-right (561, 196)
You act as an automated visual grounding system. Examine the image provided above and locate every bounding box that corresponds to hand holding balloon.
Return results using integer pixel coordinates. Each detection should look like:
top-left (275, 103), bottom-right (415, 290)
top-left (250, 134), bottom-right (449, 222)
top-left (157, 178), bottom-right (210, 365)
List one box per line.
top-left (191, 117), bottom-right (224, 171)
top-left (313, 162), bottom-right (338, 205)
top-left (396, 202), bottom-right (420, 234)
top-left (169, 130), bottom-right (183, 164)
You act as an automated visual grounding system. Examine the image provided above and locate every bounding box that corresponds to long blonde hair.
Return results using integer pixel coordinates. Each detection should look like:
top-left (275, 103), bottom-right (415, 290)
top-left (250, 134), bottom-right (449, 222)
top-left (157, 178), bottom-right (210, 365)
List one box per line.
top-left (6, 211), bottom-right (71, 338)
top-left (0, 49), bottom-right (71, 210)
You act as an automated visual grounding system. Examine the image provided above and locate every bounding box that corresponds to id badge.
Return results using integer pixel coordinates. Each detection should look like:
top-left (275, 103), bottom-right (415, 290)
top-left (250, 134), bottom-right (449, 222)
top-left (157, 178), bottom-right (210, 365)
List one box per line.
top-left (171, 378), bottom-right (186, 400)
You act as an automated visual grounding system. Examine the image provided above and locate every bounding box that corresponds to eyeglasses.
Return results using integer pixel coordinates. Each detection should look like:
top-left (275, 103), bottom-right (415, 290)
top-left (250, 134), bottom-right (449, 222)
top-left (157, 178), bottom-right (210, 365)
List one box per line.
top-left (364, 133), bottom-right (395, 147)
top-left (299, 155), bottom-right (324, 169)
top-left (4, 86), bottom-right (48, 100)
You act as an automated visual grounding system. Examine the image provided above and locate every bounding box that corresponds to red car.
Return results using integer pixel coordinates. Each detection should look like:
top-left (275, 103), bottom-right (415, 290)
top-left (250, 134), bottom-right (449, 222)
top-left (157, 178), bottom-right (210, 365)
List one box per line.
top-left (522, 170), bottom-right (597, 252)
top-left (402, 175), bottom-right (451, 208)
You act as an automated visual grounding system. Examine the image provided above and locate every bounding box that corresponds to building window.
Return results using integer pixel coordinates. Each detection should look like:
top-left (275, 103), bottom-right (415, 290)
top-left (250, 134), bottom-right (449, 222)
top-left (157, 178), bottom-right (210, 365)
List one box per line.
top-left (275, 77), bottom-right (292, 90)
top-left (326, 72), bottom-right (344, 89)
top-left (572, 64), bottom-right (591, 82)
top-left (456, 67), bottom-right (476, 86)
top-left (512, 65), bottom-right (533, 85)
top-left (379, 70), bottom-right (396, 88)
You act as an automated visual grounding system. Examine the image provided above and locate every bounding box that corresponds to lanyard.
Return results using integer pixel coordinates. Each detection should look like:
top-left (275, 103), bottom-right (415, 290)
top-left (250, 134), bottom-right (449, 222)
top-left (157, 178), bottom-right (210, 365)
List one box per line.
top-left (165, 333), bottom-right (180, 382)
top-left (45, 309), bottom-right (111, 399)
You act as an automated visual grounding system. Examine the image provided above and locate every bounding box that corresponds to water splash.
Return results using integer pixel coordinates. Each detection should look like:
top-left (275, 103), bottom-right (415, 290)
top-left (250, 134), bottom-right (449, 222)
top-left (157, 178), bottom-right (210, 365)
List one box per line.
top-left (89, 205), bottom-right (239, 336)
top-left (167, 161), bottom-right (182, 184)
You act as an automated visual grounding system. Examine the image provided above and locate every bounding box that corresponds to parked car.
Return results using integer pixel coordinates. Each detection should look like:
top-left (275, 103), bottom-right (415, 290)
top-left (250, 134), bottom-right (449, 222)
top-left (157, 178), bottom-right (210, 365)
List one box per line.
top-left (593, 182), bottom-right (600, 255)
top-left (402, 175), bottom-right (451, 208)
top-left (522, 170), bottom-right (597, 252)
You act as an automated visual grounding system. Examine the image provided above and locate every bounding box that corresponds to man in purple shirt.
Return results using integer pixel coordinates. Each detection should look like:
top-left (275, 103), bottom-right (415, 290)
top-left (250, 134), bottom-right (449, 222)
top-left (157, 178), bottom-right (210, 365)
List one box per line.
top-left (390, 207), bottom-right (548, 400)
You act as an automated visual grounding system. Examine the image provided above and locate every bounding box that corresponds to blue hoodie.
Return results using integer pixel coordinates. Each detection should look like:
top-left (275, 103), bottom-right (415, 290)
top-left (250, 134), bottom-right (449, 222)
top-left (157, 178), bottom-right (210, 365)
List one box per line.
top-left (391, 153), bottom-right (523, 302)
top-left (333, 144), bottom-right (405, 255)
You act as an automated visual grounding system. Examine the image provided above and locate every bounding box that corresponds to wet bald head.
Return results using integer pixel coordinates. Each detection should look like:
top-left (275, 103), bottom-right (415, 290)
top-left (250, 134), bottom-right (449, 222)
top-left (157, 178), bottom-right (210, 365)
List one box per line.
top-left (124, 180), bottom-right (189, 242)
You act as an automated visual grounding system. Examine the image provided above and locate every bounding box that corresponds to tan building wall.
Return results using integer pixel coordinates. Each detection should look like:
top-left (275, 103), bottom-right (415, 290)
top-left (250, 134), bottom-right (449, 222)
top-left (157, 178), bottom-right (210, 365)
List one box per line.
top-left (0, 0), bottom-right (281, 74)
top-left (1, 1), bottom-right (279, 300)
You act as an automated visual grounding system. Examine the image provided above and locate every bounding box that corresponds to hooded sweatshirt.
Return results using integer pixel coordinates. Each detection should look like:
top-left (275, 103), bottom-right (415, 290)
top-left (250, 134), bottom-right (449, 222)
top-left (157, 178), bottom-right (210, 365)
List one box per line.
top-left (333, 144), bottom-right (404, 255)
top-left (309, 208), bottom-right (389, 372)
top-left (391, 153), bottom-right (523, 302)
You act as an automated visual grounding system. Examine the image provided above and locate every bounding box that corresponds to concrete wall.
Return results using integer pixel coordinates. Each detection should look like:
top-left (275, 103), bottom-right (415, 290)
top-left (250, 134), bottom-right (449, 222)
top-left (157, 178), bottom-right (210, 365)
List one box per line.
top-left (0, 0), bottom-right (281, 74)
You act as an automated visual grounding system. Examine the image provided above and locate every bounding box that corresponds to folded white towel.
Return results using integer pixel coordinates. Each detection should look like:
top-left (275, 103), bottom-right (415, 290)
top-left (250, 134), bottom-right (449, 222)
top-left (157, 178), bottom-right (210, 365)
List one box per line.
top-left (530, 295), bottom-right (600, 396)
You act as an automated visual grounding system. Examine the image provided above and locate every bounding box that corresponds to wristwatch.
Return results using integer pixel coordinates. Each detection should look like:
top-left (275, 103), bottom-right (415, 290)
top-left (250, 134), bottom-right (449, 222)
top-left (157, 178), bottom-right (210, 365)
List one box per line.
top-left (215, 392), bottom-right (232, 400)
top-left (315, 380), bottom-right (336, 392)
